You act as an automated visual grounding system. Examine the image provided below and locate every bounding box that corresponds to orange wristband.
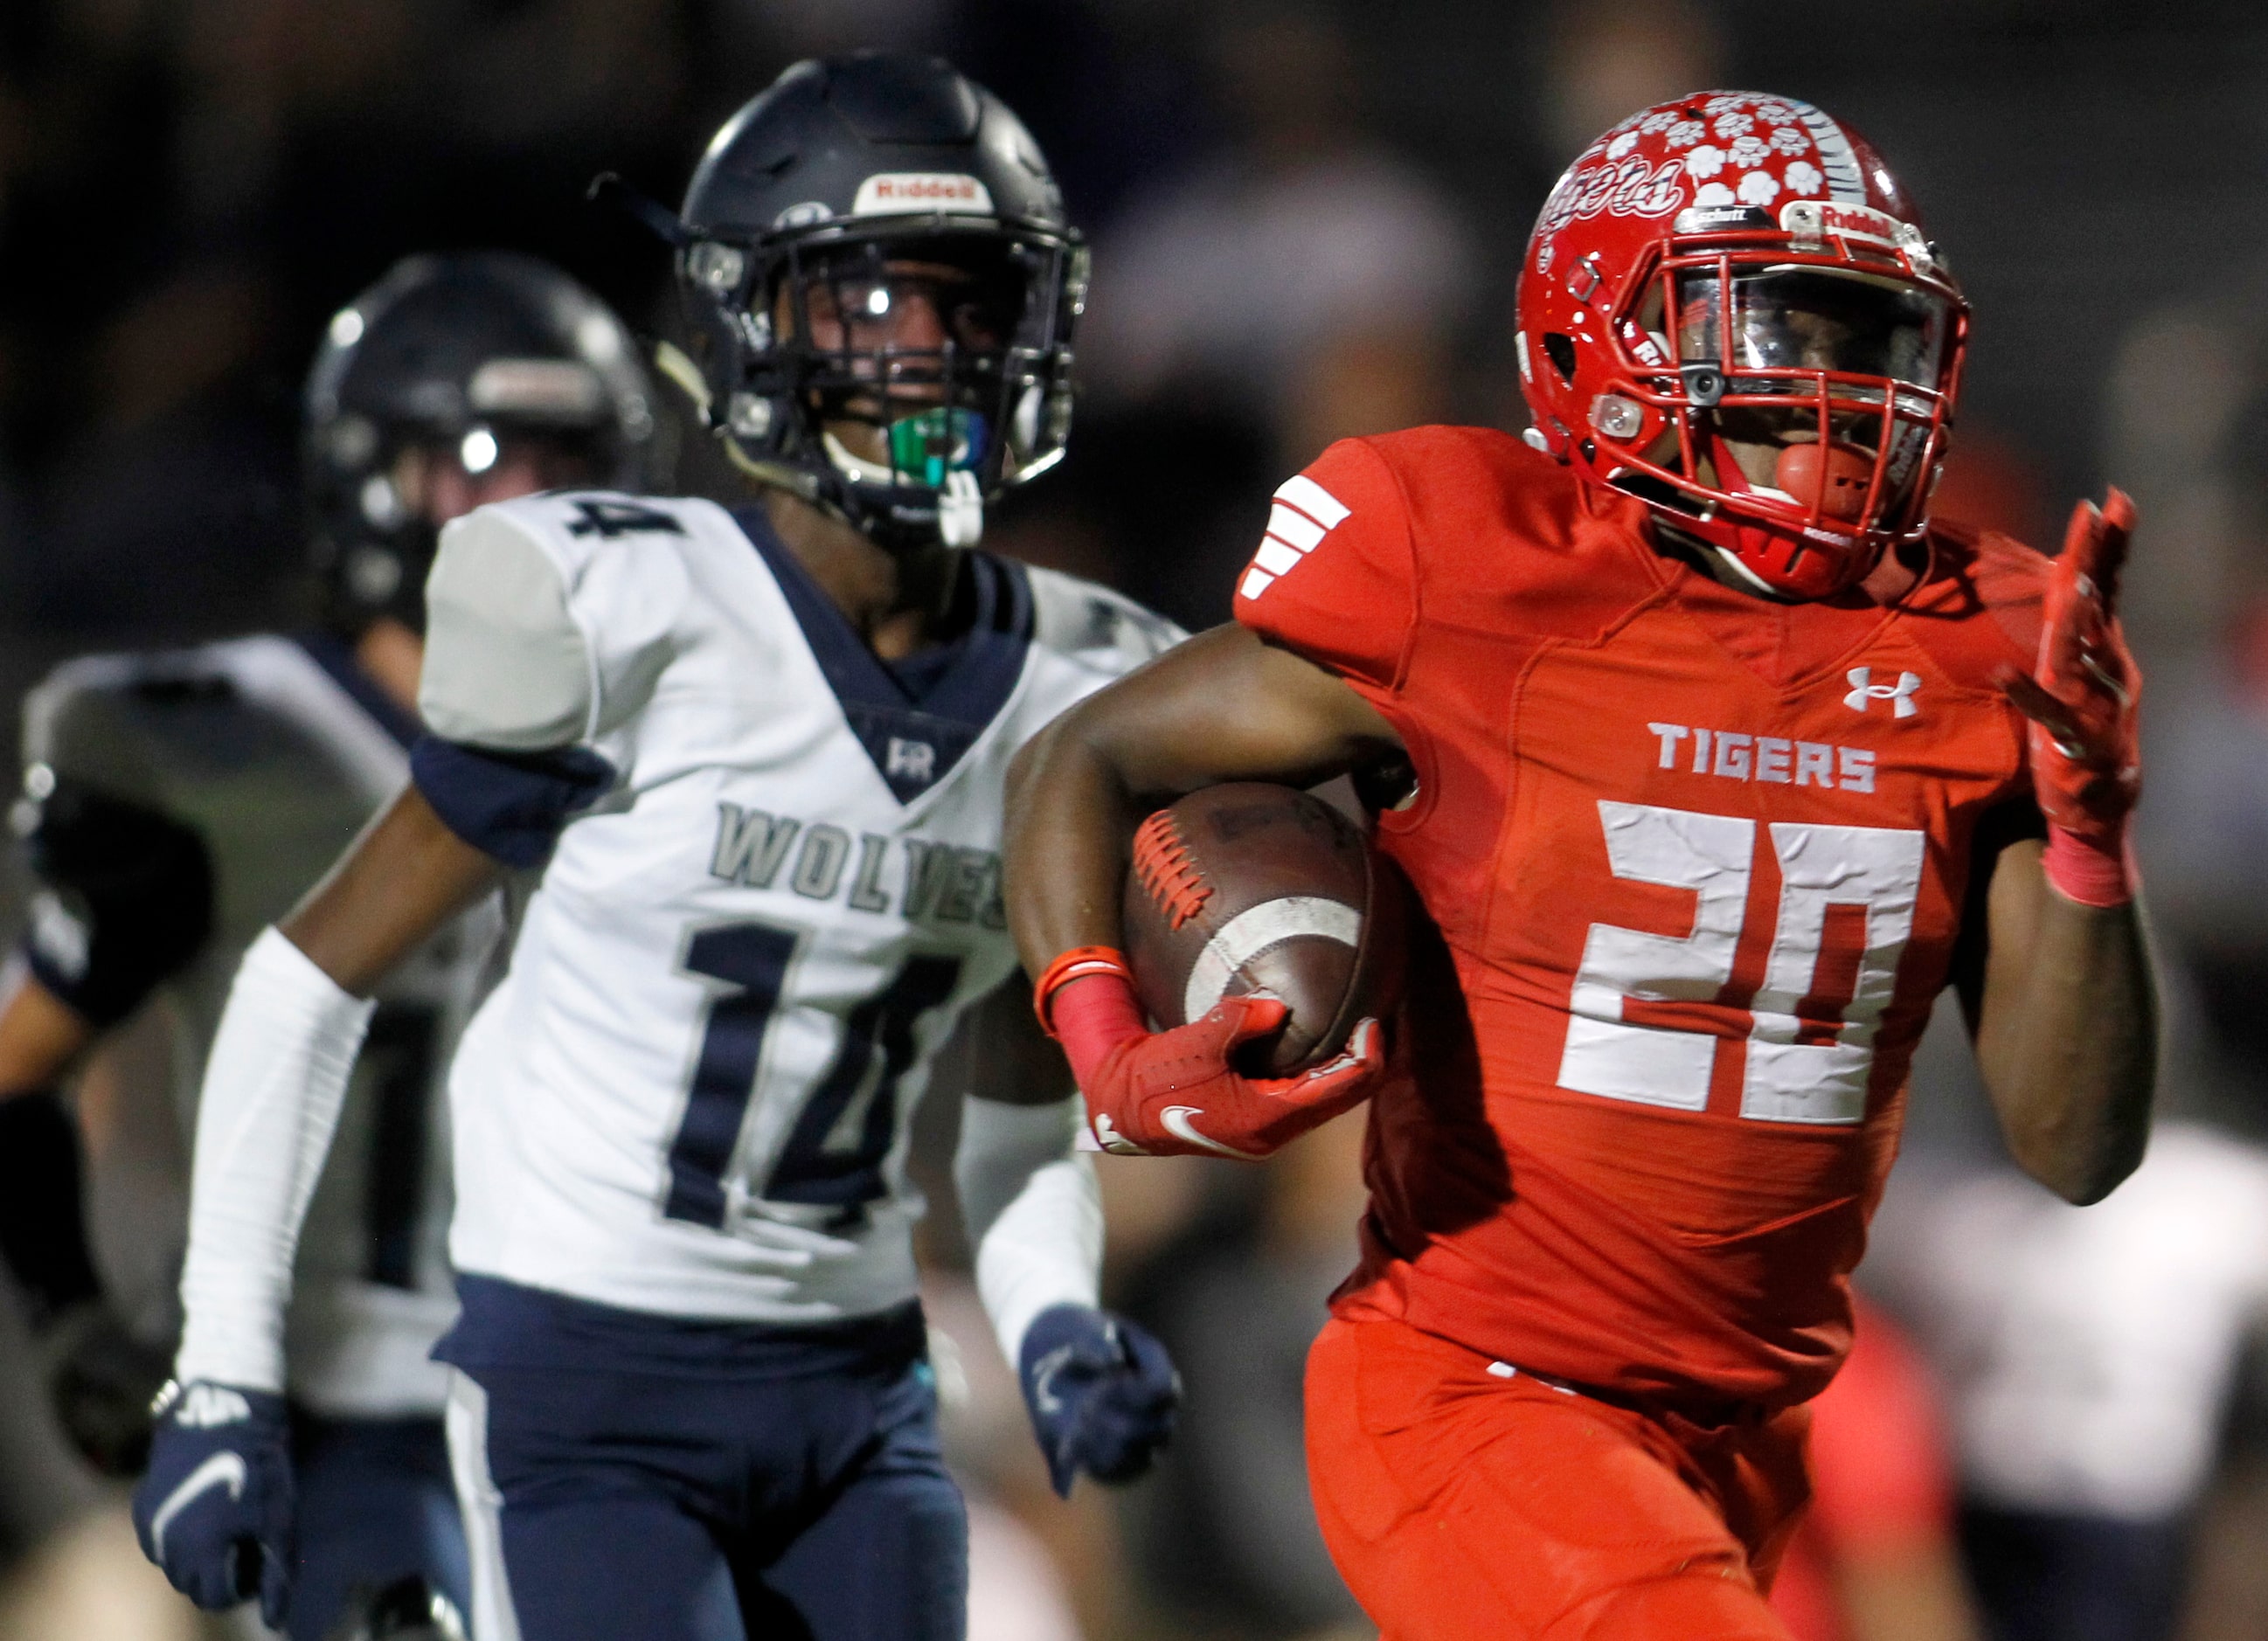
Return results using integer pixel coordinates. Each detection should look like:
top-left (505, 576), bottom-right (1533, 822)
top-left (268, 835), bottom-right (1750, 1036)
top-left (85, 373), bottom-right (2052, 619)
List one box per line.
top-left (1032, 945), bottom-right (1135, 1038)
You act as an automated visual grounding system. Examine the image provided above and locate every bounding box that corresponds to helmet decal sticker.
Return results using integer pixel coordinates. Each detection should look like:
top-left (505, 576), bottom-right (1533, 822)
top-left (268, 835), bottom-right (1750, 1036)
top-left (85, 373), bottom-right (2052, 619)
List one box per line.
top-left (466, 359), bottom-right (607, 419)
top-left (850, 172), bottom-right (996, 215)
top-left (1543, 93), bottom-right (1883, 246)
top-left (1792, 100), bottom-right (1869, 204)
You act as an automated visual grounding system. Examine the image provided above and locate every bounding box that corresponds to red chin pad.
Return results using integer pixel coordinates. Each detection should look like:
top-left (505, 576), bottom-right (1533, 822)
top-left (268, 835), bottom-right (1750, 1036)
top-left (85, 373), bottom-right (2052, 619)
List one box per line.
top-left (1774, 441), bottom-right (1875, 523)
top-left (1729, 517), bottom-right (1865, 601)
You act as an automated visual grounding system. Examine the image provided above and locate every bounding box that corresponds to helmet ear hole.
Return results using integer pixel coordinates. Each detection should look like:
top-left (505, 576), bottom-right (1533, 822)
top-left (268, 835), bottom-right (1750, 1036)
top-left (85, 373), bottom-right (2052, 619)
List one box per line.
top-left (1542, 333), bottom-right (1578, 387)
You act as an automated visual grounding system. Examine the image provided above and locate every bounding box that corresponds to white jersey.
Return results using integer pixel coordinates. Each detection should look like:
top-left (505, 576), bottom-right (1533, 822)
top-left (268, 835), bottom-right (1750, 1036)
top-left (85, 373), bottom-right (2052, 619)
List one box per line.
top-left (1876, 1122), bottom-right (2268, 1520)
top-left (22, 635), bottom-right (497, 1416)
top-left (420, 491), bottom-right (1180, 1324)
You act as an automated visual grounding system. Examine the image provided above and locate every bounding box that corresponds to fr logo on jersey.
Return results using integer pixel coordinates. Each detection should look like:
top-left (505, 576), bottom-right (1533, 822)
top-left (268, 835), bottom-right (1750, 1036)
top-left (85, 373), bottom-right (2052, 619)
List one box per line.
top-left (885, 737), bottom-right (936, 786)
top-left (1844, 668), bottom-right (1920, 718)
top-left (1238, 477), bottom-right (1351, 602)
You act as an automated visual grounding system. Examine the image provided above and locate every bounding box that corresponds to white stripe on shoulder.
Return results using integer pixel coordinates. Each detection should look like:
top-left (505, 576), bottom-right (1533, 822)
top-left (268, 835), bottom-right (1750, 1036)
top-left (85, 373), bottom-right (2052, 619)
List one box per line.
top-left (1266, 502), bottom-right (1328, 552)
top-left (1274, 474), bottom-right (1351, 529)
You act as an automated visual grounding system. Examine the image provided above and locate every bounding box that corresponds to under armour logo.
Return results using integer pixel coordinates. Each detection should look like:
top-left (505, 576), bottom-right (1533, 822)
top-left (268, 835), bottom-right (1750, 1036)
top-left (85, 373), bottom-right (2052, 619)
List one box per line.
top-left (1844, 668), bottom-right (1921, 718)
top-left (174, 1383), bottom-right (253, 1429)
top-left (884, 737), bottom-right (936, 785)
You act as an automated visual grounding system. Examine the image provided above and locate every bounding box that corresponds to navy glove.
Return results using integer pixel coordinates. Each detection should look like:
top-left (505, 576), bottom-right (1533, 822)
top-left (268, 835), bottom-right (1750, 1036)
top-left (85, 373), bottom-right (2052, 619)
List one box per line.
top-left (131, 1381), bottom-right (295, 1627)
top-left (1017, 1304), bottom-right (1180, 1498)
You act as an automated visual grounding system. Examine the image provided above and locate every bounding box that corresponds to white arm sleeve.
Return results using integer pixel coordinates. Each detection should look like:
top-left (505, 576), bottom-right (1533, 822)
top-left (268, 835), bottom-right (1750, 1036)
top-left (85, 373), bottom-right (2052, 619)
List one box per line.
top-left (955, 1096), bottom-right (1101, 1368)
top-left (173, 928), bottom-right (376, 1393)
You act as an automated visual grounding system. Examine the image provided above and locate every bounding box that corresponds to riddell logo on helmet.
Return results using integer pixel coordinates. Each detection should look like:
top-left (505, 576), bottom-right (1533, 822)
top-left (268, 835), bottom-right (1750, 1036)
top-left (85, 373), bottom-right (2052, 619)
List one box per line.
top-left (1779, 200), bottom-right (1925, 258)
top-left (852, 173), bottom-right (995, 217)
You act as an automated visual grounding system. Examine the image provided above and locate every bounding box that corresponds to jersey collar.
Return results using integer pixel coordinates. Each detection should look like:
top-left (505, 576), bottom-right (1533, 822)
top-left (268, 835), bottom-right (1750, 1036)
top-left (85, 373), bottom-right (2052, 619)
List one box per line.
top-left (732, 507), bottom-right (1036, 804)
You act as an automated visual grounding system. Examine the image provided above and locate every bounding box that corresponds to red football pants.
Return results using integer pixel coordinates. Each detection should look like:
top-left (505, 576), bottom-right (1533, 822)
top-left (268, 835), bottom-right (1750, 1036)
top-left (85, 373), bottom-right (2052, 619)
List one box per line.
top-left (1305, 1316), bottom-right (1812, 1641)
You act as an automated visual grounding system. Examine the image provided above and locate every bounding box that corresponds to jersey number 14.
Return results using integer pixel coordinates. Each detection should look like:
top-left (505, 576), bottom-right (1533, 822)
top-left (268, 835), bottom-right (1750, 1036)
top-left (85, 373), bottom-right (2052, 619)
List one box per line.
top-left (663, 921), bottom-right (961, 1229)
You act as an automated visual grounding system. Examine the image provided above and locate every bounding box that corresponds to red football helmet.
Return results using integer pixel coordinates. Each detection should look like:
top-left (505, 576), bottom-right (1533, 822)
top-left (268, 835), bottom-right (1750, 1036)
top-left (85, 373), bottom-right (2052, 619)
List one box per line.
top-left (1516, 92), bottom-right (1969, 599)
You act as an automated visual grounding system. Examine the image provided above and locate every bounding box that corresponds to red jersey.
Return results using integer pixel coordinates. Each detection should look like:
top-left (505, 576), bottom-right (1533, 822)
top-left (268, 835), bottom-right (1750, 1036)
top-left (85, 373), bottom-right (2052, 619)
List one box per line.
top-left (1236, 426), bottom-right (2045, 1413)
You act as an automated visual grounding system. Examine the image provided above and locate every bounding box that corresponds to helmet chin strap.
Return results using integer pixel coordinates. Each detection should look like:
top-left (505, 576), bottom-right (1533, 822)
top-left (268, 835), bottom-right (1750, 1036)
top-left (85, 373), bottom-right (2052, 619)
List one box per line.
top-left (1705, 540), bottom-right (1790, 599)
top-left (818, 428), bottom-right (987, 550)
top-left (1707, 427), bottom-right (1779, 508)
top-left (1675, 426), bottom-right (1814, 600)
top-left (1697, 423), bottom-right (1893, 598)
top-left (938, 470), bottom-right (984, 548)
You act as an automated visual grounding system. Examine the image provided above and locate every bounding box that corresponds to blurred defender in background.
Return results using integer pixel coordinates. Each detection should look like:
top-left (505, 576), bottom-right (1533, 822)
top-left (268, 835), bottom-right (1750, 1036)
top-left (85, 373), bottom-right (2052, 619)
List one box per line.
top-left (0, 251), bottom-right (656, 1638)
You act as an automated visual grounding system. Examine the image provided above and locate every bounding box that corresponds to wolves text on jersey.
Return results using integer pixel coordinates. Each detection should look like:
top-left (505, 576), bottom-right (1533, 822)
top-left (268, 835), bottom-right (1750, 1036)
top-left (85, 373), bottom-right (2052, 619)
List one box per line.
top-left (709, 801), bottom-right (1005, 928)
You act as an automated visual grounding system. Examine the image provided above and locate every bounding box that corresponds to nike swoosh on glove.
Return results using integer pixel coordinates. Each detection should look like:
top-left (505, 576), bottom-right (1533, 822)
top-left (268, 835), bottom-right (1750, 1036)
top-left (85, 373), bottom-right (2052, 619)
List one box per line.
top-left (1018, 1303), bottom-right (1180, 1498)
top-left (1040, 956), bottom-right (1384, 1160)
top-left (131, 1380), bottom-right (295, 1627)
top-left (1997, 488), bottom-right (2142, 907)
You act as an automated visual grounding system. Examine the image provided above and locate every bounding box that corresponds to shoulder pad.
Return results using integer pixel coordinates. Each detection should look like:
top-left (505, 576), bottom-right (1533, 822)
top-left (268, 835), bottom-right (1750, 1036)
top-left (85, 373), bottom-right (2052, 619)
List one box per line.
top-left (17, 772), bottom-right (215, 1027)
top-left (1026, 566), bottom-right (1187, 678)
top-left (21, 642), bottom-right (256, 799)
top-left (427, 491), bottom-right (701, 747)
top-left (1918, 519), bottom-right (2050, 671)
top-left (476, 490), bottom-right (700, 560)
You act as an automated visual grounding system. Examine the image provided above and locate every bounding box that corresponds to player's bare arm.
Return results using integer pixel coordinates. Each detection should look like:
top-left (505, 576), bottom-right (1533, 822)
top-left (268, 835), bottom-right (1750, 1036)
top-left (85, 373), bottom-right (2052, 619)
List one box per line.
top-left (0, 972), bottom-right (94, 1097)
top-left (1004, 622), bottom-right (1400, 966)
top-left (1962, 835), bottom-right (2154, 1203)
top-left (1004, 624), bottom-right (1397, 1160)
top-left (1961, 491), bottom-right (2157, 1204)
top-left (277, 786), bottom-right (503, 997)
top-left (959, 973), bottom-right (1080, 1106)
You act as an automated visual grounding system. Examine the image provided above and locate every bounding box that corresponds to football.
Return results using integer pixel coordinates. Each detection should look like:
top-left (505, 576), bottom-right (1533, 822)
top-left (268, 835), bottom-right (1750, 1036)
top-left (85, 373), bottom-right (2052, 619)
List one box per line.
top-left (1121, 782), bottom-right (1404, 1076)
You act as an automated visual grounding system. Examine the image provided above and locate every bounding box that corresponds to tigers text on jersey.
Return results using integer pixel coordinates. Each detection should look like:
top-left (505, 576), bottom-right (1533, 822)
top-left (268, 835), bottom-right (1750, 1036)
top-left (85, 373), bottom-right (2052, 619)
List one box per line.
top-left (1236, 427), bottom-right (2047, 1413)
top-left (22, 635), bottom-right (493, 1416)
top-left (419, 491), bottom-right (1180, 1326)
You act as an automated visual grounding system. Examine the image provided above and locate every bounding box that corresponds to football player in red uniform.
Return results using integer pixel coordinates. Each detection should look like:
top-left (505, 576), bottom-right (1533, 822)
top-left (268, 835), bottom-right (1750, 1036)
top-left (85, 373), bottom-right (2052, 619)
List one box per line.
top-left (1002, 92), bottom-right (2158, 1641)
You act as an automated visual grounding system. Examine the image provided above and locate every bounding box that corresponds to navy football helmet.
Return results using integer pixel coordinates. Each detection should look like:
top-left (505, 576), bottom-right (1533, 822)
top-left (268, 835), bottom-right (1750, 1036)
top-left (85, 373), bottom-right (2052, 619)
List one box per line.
top-left (663, 52), bottom-right (1085, 550)
top-left (303, 253), bottom-right (657, 633)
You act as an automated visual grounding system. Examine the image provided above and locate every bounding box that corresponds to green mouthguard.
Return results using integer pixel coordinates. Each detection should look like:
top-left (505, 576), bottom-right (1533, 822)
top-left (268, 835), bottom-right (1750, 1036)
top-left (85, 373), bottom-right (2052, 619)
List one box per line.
top-left (886, 408), bottom-right (984, 487)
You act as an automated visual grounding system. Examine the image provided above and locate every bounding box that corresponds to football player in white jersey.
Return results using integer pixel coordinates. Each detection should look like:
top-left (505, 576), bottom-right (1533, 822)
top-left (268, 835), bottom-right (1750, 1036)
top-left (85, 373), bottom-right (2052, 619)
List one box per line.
top-left (145, 52), bottom-right (1184, 1641)
top-left (0, 251), bottom-right (656, 1638)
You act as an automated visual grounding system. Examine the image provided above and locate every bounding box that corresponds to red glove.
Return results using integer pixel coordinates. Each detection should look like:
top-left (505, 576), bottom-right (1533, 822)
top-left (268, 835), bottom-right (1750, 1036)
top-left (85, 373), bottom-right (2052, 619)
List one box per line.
top-left (1998, 489), bottom-right (2142, 907)
top-left (1035, 947), bottom-right (1384, 1160)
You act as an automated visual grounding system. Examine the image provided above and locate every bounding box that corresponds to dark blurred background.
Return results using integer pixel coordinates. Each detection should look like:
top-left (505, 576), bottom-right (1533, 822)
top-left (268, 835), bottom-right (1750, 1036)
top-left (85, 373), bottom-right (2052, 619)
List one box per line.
top-left (10, 3), bottom-right (2268, 1638)
top-left (14, 0), bottom-right (2268, 656)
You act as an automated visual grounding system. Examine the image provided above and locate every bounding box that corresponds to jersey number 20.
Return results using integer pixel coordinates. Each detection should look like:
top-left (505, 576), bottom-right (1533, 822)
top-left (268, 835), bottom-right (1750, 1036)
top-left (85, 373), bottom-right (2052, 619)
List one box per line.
top-left (1557, 800), bottom-right (1925, 1125)
top-left (664, 921), bottom-right (961, 1229)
